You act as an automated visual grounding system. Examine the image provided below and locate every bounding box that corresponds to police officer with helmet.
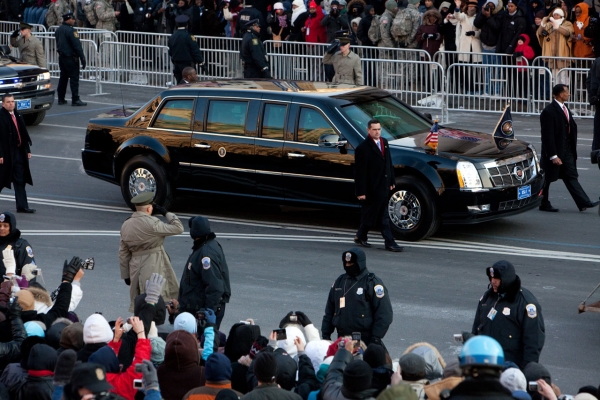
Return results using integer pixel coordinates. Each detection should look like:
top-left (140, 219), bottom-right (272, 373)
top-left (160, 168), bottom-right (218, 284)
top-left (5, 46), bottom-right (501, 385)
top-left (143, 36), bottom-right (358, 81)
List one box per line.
top-left (241, 19), bottom-right (271, 79)
top-left (168, 15), bottom-right (205, 84)
top-left (471, 260), bottom-right (545, 369)
top-left (55, 12), bottom-right (87, 106)
top-left (321, 247), bottom-right (393, 346)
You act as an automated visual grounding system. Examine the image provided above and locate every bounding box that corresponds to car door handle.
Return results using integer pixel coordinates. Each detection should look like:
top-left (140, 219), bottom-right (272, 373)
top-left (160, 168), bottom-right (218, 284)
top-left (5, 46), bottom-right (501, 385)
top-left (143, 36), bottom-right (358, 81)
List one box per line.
top-left (194, 143), bottom-right (211, 149)
top-left (287, 152), bottom-right (306, 158)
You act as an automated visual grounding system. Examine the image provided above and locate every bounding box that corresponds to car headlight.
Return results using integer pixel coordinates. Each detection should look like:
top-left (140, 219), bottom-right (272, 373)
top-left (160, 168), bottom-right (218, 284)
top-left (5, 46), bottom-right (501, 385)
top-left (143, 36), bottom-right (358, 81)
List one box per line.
top-left (457, 161), bottom-right (482, 190)
top-left (37, 72), bottom-right (50, 81)
top-left (528, 145), bottom-right (540, 172)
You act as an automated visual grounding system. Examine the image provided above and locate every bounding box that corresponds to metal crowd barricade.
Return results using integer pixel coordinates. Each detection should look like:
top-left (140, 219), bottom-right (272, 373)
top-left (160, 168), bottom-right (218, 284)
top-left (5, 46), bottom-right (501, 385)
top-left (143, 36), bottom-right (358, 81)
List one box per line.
top-left (445, 63), bottom-right (552, 115)
top-left (115, 30), bottom-right (171, 48)
top-left (556, 67), bottom-right (595, 118)
top-left (0, 21), bottom-right (46, 33)
top-left (196, 36), bottom-right (243, 80)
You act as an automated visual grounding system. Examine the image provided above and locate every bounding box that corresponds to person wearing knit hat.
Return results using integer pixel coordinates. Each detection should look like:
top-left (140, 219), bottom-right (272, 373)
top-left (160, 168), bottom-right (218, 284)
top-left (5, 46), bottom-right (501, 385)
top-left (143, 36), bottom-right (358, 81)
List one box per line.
top-left (376, 0), bottom-right (398, 48)
top-left (177, 216), bottom-right (231, 330)
top-left (24, 320), bottom-right (45, 337)
top-left (243, 351), bottom-right (301, 399)
top-left (16, 343), bottom-right (57, 400)
top-left (0, 211), bottom-right (37, 278)
top-left (500, 367), bottom-right (527, 392)
top-left (472, 260), bottom-right (545, 369)
top-left (496, 0), bottom-right (528, 54)
top-left (77, 314), bottom-right (112, 362)
top-left (537, 7), bottom-right (574, 85)
top-left (174, 312), bottom-right (198, 334)
top-left (399, 353), bottom-right (428, 398)
top-left (59, 322), bottom-right (84, 353)
top-left (182, 353), bottom-right (242, 399)
top-left (364, 344), bottom-right (393, 396)
top-left (150, 336), bottom-right (166, 366)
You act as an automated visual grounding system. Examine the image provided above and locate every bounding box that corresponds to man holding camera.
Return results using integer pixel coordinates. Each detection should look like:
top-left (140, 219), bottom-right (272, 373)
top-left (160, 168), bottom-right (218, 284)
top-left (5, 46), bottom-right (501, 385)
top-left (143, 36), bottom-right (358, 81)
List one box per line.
top-left (321, 247), bottom-right (393, 346)
top-left (322, 30), bottom-right (362, 85)
top-left (119, 192), bottom-right (183, 312)
top-left (177, 216), bottom-right (231, 330)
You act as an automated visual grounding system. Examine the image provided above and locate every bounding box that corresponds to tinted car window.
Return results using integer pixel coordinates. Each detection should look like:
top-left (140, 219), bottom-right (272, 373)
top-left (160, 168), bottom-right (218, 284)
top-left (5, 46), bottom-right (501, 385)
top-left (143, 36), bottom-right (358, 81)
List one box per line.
top-left (262, 104), bottom-right (286, 139)
top-left (152, 99), bottom-right (194, 131)
top-left (341, 96), bottom-right (431, 140)
top-left (297, 108), bottom-right (335, 144)
top-left (207, 100), bottom-right (249, 135)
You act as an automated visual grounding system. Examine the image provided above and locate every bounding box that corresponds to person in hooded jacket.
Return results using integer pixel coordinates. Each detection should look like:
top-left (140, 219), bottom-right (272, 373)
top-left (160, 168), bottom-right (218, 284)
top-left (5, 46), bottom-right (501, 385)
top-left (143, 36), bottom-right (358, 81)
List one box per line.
top-left (417, 9), bottom-right (444, 56)
top-left (363, 344), bottom-right (393, 396)
top-left (473, 0), bottom-right (504, 95)
top-left (0, 335), bottom-right (45, 398)
top-left (16, 343), bottom-right (57, 400)
top-left (0, 292), bottom-right (26, 372)
top-left (133, 0), bottom-right (156, 32)
top-left (241, 351), bottom-right (302, 400)
top-left (0, 212), bottom-right (36, 278)
top-left (497, 0), bottom-right (527, 53)
top-left (471, 260), bottom-right (545, 369)
top-left (572, 2), bottom-right (595, 57)
top-left (357, 5), bottom-right (377, 86)
top-left (321, 247), bottom-right (393, 347)
top-left (290, 0), bottom-right (309, 41)
top-left (78, 313), bottom-right (113, 362)
top-left (178, 216), bottom-right (231, 330)
top-left (267, 2), bottom-right (291, 43)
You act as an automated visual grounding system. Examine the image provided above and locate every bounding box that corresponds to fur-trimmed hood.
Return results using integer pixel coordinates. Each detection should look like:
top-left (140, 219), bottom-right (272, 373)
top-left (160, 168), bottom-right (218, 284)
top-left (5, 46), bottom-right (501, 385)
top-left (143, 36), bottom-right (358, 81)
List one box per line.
top-left (347, 0), bottom-right (366, 15)
top-left (28, 286), bottom-right (52, 307)
top-left (423, 9), bottom-right (442, 24)
top-left (403, 342), bottom-right (446, 381)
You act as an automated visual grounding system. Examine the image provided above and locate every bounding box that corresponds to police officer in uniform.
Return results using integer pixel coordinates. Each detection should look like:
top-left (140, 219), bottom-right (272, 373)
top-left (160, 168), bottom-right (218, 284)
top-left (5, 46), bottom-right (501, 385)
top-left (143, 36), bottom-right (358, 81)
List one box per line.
top-left (241, 19), bottom-right (271, 79)
top-left (10, 22), bottom-right (47, 68)
top-left (471, 260), bottom-right (545, 369)
top-left (119, 192), bottom-right (184, 312)
top-left (322, 30), bottom-right (362, 85)
top-left (168, 15), bottom-right (205, 84)
top-left (177, 216), bottom-right (231, 330)
top-left (235, 0), bottom-right (266, 39)
top-left (0, 212), bottom-right (36, 278)
top-left (321, 247), bottom-right (393, 346)
top-left (54, 12), bottom-right (87, 106)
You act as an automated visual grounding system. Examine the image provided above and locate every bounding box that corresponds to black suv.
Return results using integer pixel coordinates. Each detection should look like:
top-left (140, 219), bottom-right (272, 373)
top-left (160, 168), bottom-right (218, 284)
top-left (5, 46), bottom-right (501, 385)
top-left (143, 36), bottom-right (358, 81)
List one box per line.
top-left (82, 80), bottom-right (544, 241)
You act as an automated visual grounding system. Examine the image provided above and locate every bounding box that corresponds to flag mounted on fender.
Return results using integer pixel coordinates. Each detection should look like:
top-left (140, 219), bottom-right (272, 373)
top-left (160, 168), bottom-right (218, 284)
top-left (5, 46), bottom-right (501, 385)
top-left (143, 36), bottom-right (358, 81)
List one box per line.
top-left (492, 104), bottom-right (515, 150)
top-left (424, 119), bottom-right (439, 153)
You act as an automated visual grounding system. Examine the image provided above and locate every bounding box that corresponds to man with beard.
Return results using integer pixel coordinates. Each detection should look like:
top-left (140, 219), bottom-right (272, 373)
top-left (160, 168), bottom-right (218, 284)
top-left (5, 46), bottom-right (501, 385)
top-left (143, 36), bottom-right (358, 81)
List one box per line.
top-left (321, 247), bottom-right (393, 346)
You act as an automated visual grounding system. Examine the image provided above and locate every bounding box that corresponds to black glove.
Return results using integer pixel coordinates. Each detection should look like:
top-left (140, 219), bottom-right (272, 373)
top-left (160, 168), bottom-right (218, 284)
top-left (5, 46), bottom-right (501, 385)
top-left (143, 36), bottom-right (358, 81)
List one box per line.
top-left (279, 311), bottom-right (298, 328)
top-left (261, 68), bottom-right (272, 79)
top-left (81, 60), bottom-right (86, 70)
top-left (513, 51), bottom-right (523, 57)
top-left (462, 331), bottom-right (475, 342)
top-left (506, 45), bottom-right (513, 54)
top-left (62, 257), bottom-right (82, 284)
top-left (541, 29), bottom-right (549, 37)
top-left (294, 311), bottom-right (312, 327)
top-left (421, 33), bottom-right (427, 40)
top-left (124, 278), bottom-right (131, 286)
top-left (322, 334), bottom-right (331, 340)
top-left (326, 40), bottom-right (340, 54)
top-left (427, 33), bottom-right (435, 39)
top-left (8, 296), bottom-right (22, 319)
top-left (151, 203), bottom-right (168, 216)
top-left (54, 349), bottom-right (77, 386)
top-left (11, 29), bottom-right (19, 38)
top-left (371, 336), bottom-right (383, 345)
top-left (465, 31), bottom-right (475, 36)
top-left (200, 62), bottom-right (207, 74)
top-left (590, 95), bottom-right (599, 106)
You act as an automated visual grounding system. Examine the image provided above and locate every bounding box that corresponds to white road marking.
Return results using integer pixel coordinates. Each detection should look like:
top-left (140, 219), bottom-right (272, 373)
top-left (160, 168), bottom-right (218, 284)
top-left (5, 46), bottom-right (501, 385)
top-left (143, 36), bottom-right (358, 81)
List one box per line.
top-left (39, 124), bottom-right (87, 130)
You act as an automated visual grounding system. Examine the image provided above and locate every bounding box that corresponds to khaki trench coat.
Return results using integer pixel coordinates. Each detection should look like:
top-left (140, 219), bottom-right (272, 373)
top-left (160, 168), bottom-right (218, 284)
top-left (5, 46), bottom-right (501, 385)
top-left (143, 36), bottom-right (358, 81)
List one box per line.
top-left (322, 50), bottom-right (363, 85)
top-left (10, 35), bottom-right (47, 68)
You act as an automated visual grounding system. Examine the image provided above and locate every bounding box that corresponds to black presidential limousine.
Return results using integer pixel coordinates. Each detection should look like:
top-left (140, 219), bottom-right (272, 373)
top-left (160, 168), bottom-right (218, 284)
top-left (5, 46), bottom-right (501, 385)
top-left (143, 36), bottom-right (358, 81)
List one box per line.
top-left (81, 80), bottom-right (544, 241)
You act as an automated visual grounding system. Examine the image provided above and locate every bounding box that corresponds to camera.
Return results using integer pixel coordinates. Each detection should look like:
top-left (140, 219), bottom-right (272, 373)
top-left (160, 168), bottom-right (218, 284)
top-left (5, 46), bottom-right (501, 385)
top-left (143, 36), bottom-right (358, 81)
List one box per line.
top-left (273, 328), bottom-right (287, 340)
top-left (453, 333), bottom-right (464, 343)
top-left (541, 29), bottom-right (549, 37)
top-left (133, 378), bottom-right (143, 389)
top-left (32, 268), bottom-right (41, 276)
top-left (528, 381), bottom-right (538, 391)
top-left (351, 332), bottom-right (361, 348)
top-left (289, 312), bottom-right (297, 322)
top-left (80, 257), bottom-right (95, 270)
top-left (197, 308), bottom-right (206, 320)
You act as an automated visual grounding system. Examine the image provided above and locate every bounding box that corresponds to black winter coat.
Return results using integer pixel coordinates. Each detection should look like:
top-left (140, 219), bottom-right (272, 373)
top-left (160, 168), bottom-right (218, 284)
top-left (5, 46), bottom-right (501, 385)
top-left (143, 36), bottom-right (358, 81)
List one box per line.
top-left (497, 8), bottom-right (527, 53)
top-left (322, 348), bottom-right (378, 400)
top-left (321, 13), bottom-right (350, 43)
top-left (473, 9), bottom-right (505, 47)
top-left (0, 308), bottom-right (26, 372)
top-left (133, 0), bottom-right (156, 32)
top-left (119, 0), bottom-right (136, 31)
top-left (236, 7), bottom-right (266, 39)
top-left (296, 353), bottom-right (322, 400)
top-left (0, 108), bottom-right (32, 191)
top-left (357, 9), bottom-right (374, 46)
top-left (200, 8), bottom-right (226, 36)
top-left (448, 377), bottom-right (515, 400)
top-left (0, 215), bottom-right (36, 277)
top-left (540, 100), bottom-right (578, 182)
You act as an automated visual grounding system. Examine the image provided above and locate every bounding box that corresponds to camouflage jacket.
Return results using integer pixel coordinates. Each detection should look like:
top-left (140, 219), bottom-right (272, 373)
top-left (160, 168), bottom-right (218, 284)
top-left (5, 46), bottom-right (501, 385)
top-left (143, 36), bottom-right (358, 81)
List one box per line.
top-left (391, 4), bottom-right (421, 48)
top-left (95, 0), bottom-right (118, 31)
top-left (378, 9), bottom-right (397, 48)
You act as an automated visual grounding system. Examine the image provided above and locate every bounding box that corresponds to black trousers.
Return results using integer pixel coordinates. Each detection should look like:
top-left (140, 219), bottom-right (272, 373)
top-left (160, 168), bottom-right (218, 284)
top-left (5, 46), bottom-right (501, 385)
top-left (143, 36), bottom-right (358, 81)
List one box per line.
top-left (542, 148), bottom-right (591, 208)
top-left (356, 201), bottom-right (396, 247)
top-left (12, 151), bottom-right (30, 210)
top-left (243, 65), bottom-right (262, 79)
top-left (594, 105), bottom-right (600, 151)
top-left (57, 55), bottom-right (81, 102)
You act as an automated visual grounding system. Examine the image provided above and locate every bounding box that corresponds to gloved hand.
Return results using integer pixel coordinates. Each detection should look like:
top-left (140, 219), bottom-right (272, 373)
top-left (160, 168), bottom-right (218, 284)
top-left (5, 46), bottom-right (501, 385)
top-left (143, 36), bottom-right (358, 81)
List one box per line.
top-left (326, 40), bottom-right (340, 54)
top-left (294, 311), bottom-right (312, 327)
top-left (62, 256), bottom-right (82, 283)
top-left (151, 203), bottom-right (168, 216)
top-left (81, 60), bottom-right (86, 70)
top-left (505, 45), bottom-right (513, 53)
top-left (589, 95), bottom-right (599, 106)
top-left (279, 311), bottom-right (300, 328)
top-left (8, 296), bottom-right (22, 319)
top-left (145, 273), bottom-right (166, 304)
top-left (124, 278), bottom-right (131, 286)
top-left (465, 31), bottom-right (475, 36)
top-left (461, 331), bottom-right (474, 342)
top-left (200, 62), bottom-right (207, 74)
top-left (54, 349), bottom-right (77, 386)
top-left (2, 245), bottom-right (16, 276)
top-left (513, 51), bottom-right (523, 57)
top-left (136, 360), bottom-right (160, 391)
top-left (541, 29), bottom-right (549, 37)
top-left (204, 308), bottom-right (216, 325)
top-left (322, 334), bottom-right (331, 341)
top-left (0, 281), bottom-right (12, 308)
top-left (427, 33), bottom-right (435, 39)
top-left (11, 29), bottom-right (19, 38)
top-left (371, 336), bottom-right (383, 346)
top-left (21, 264), bottom-right (37, 281)
top-left (261, 68), bottom-right (272, 79)
top-left (421, 33), bottom-right (427, 40)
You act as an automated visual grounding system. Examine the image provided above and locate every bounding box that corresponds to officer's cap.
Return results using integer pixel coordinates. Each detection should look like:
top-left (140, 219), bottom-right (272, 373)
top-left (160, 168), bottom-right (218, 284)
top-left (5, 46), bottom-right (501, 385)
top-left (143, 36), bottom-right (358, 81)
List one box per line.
top-left (245, 18), bottom-right (260, 28)
top-left (62, 12), bottom-right (75, 20)
top-left (175, 15), bottom-right (189, 25)
top-left (336, 30), bottom-right (351, 44)
top-left (19, 22), bottom-right (33, 30)
top-left (130, 192), bottom-right (155, 206)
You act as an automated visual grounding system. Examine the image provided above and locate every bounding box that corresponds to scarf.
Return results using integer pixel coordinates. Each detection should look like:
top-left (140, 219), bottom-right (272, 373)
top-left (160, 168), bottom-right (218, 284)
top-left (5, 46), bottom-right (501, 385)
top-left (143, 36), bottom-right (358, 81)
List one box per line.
top-left (126, 0), bottom-right (134, 14)
top-left (277, 14), bottom-right (288, 27)
top-left (292, 4), bottom-right (307, 25)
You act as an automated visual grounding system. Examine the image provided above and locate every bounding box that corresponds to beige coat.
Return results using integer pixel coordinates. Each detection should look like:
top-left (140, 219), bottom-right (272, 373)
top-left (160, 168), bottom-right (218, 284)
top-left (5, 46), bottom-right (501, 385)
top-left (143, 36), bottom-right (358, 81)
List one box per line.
top-left (537, 17), bottom-right (573, 70)
top-left (10, 35), bottom-right (47, 68)
top-left (119, 211), bottom-right (184, 311)
top-left (323, 50), bottom-right (363, 85)
top-left (454, 10), bottom-right (482, 62)
top-left (95, 0), bottom-right (118, 31)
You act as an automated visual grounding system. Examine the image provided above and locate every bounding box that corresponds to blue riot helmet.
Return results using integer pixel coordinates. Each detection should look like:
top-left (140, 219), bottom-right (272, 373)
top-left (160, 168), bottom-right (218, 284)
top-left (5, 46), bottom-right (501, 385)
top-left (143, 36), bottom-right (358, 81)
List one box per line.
top-left (459, 336), bottom-right (504, 377)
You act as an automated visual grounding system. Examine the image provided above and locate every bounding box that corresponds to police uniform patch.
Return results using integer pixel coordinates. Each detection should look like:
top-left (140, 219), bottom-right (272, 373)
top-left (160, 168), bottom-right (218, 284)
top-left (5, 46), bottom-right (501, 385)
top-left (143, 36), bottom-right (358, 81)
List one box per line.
top-left (0, 214), bottom-right (4, 222)
top-left (489, 268), bottom-right (494, 278)
top-left (191, 35), bottom-right (196, 41)
top-left (252, 38), bottom-right (259, 45)
top-left (139, 7), bottom-right (143, 10)
top-left (187, 262), bottom-right (192, 270)
top-left (356, 287), bottom-right (363, 295)
top-left (202, 257), bottom-right (211, 270)
top-left (374, 284), bottom-right (384, 298)
top-left (345, 252), bottom-right (352, 262)
top-left (502, 307), bottom-right (510, 316)
top-left (26, 246), bottom-right (33, 258)
top-left (73, 31), bottom-right (79, 38)
top-left (526, 304), bottom-right (537, 318)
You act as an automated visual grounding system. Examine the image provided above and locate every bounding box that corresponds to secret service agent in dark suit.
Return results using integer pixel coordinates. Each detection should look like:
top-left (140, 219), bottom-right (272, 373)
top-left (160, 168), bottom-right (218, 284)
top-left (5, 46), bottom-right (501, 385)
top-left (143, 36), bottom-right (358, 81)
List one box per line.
top-left (55, 12), bottom-right (87, 107)
top-left (168, 15), bottom-right (205, 84)
top-left (241, 19), bottom-right (271, 79)
top-left (0, 95), bottom-right (35, 213)
top-left (539, 84), bottom-right (599, 212)
top-left (354, 118), bottom-right (403, 252)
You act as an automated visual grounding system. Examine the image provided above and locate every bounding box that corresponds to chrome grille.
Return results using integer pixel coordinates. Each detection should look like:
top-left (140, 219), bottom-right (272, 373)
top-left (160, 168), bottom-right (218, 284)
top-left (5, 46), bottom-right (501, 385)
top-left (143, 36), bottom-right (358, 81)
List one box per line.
top-left (0, 75), bottom-right (42, 92)
top-left (485, 153), bottom-right (536, 188)
top-left (499, 196), bottom-right (535, 211)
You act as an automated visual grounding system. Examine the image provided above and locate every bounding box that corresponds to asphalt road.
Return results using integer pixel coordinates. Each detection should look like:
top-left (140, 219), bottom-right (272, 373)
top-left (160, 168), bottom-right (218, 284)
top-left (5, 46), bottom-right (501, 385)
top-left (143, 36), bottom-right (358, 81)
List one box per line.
top-left (4, 79), bottom-right (599, 394)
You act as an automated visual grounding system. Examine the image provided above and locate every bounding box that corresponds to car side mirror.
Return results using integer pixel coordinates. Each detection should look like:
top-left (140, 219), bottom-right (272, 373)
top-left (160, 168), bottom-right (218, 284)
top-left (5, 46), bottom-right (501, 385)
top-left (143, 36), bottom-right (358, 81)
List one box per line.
top-left (318, 134), bottom-right (347, 148)
top-left (424, 112), bottom-right (433, 121)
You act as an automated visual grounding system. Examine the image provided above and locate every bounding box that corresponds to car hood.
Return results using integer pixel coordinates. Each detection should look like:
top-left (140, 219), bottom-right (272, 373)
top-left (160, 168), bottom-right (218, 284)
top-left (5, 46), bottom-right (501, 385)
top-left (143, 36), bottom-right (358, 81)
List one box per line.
top-left (389, 127), bottom-right (531, 161)
top-left (0, 62), bottom-right (47, 78)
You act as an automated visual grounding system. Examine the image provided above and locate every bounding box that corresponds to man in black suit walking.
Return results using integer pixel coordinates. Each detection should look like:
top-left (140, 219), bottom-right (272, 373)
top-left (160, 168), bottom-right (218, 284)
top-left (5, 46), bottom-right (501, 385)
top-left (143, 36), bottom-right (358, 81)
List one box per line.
top-left (539, 84), bottom-right (599, 212)
top-left (354, 119), bottom-right (403, 252)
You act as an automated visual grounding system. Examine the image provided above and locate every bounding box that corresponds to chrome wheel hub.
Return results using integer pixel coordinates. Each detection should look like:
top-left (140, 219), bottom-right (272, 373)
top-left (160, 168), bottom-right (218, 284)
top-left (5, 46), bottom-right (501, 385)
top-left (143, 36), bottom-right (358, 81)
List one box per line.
top-left (128, 168), bottom-right (156, 197)
top-left (388, 190), bottom-right (422, 230)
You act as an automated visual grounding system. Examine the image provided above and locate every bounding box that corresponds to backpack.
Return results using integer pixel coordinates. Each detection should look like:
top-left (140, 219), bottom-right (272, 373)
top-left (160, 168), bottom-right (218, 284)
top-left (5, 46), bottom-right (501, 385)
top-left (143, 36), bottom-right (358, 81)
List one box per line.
top-left (391, 9), bottom-right (414, 38)
top-left (84, 0), bottom-right (99, 26)
top-left (368, 14), bottom-right (381, 43)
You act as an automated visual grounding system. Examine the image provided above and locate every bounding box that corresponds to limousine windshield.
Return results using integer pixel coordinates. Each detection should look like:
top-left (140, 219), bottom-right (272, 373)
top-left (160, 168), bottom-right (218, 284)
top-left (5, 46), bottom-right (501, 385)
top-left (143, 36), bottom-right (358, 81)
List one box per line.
top-left (341, 96), bottom-right (432, 140)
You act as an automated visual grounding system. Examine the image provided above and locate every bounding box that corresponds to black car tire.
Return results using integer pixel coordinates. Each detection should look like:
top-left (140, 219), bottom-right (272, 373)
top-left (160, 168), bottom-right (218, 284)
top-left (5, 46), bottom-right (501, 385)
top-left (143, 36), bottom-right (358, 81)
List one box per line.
top-left (388, 177), bottom-right (440, 241)
top-left (23, 111), bottom-right (45, 126)
top-left (120, 155), bottom-right (173, 211)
